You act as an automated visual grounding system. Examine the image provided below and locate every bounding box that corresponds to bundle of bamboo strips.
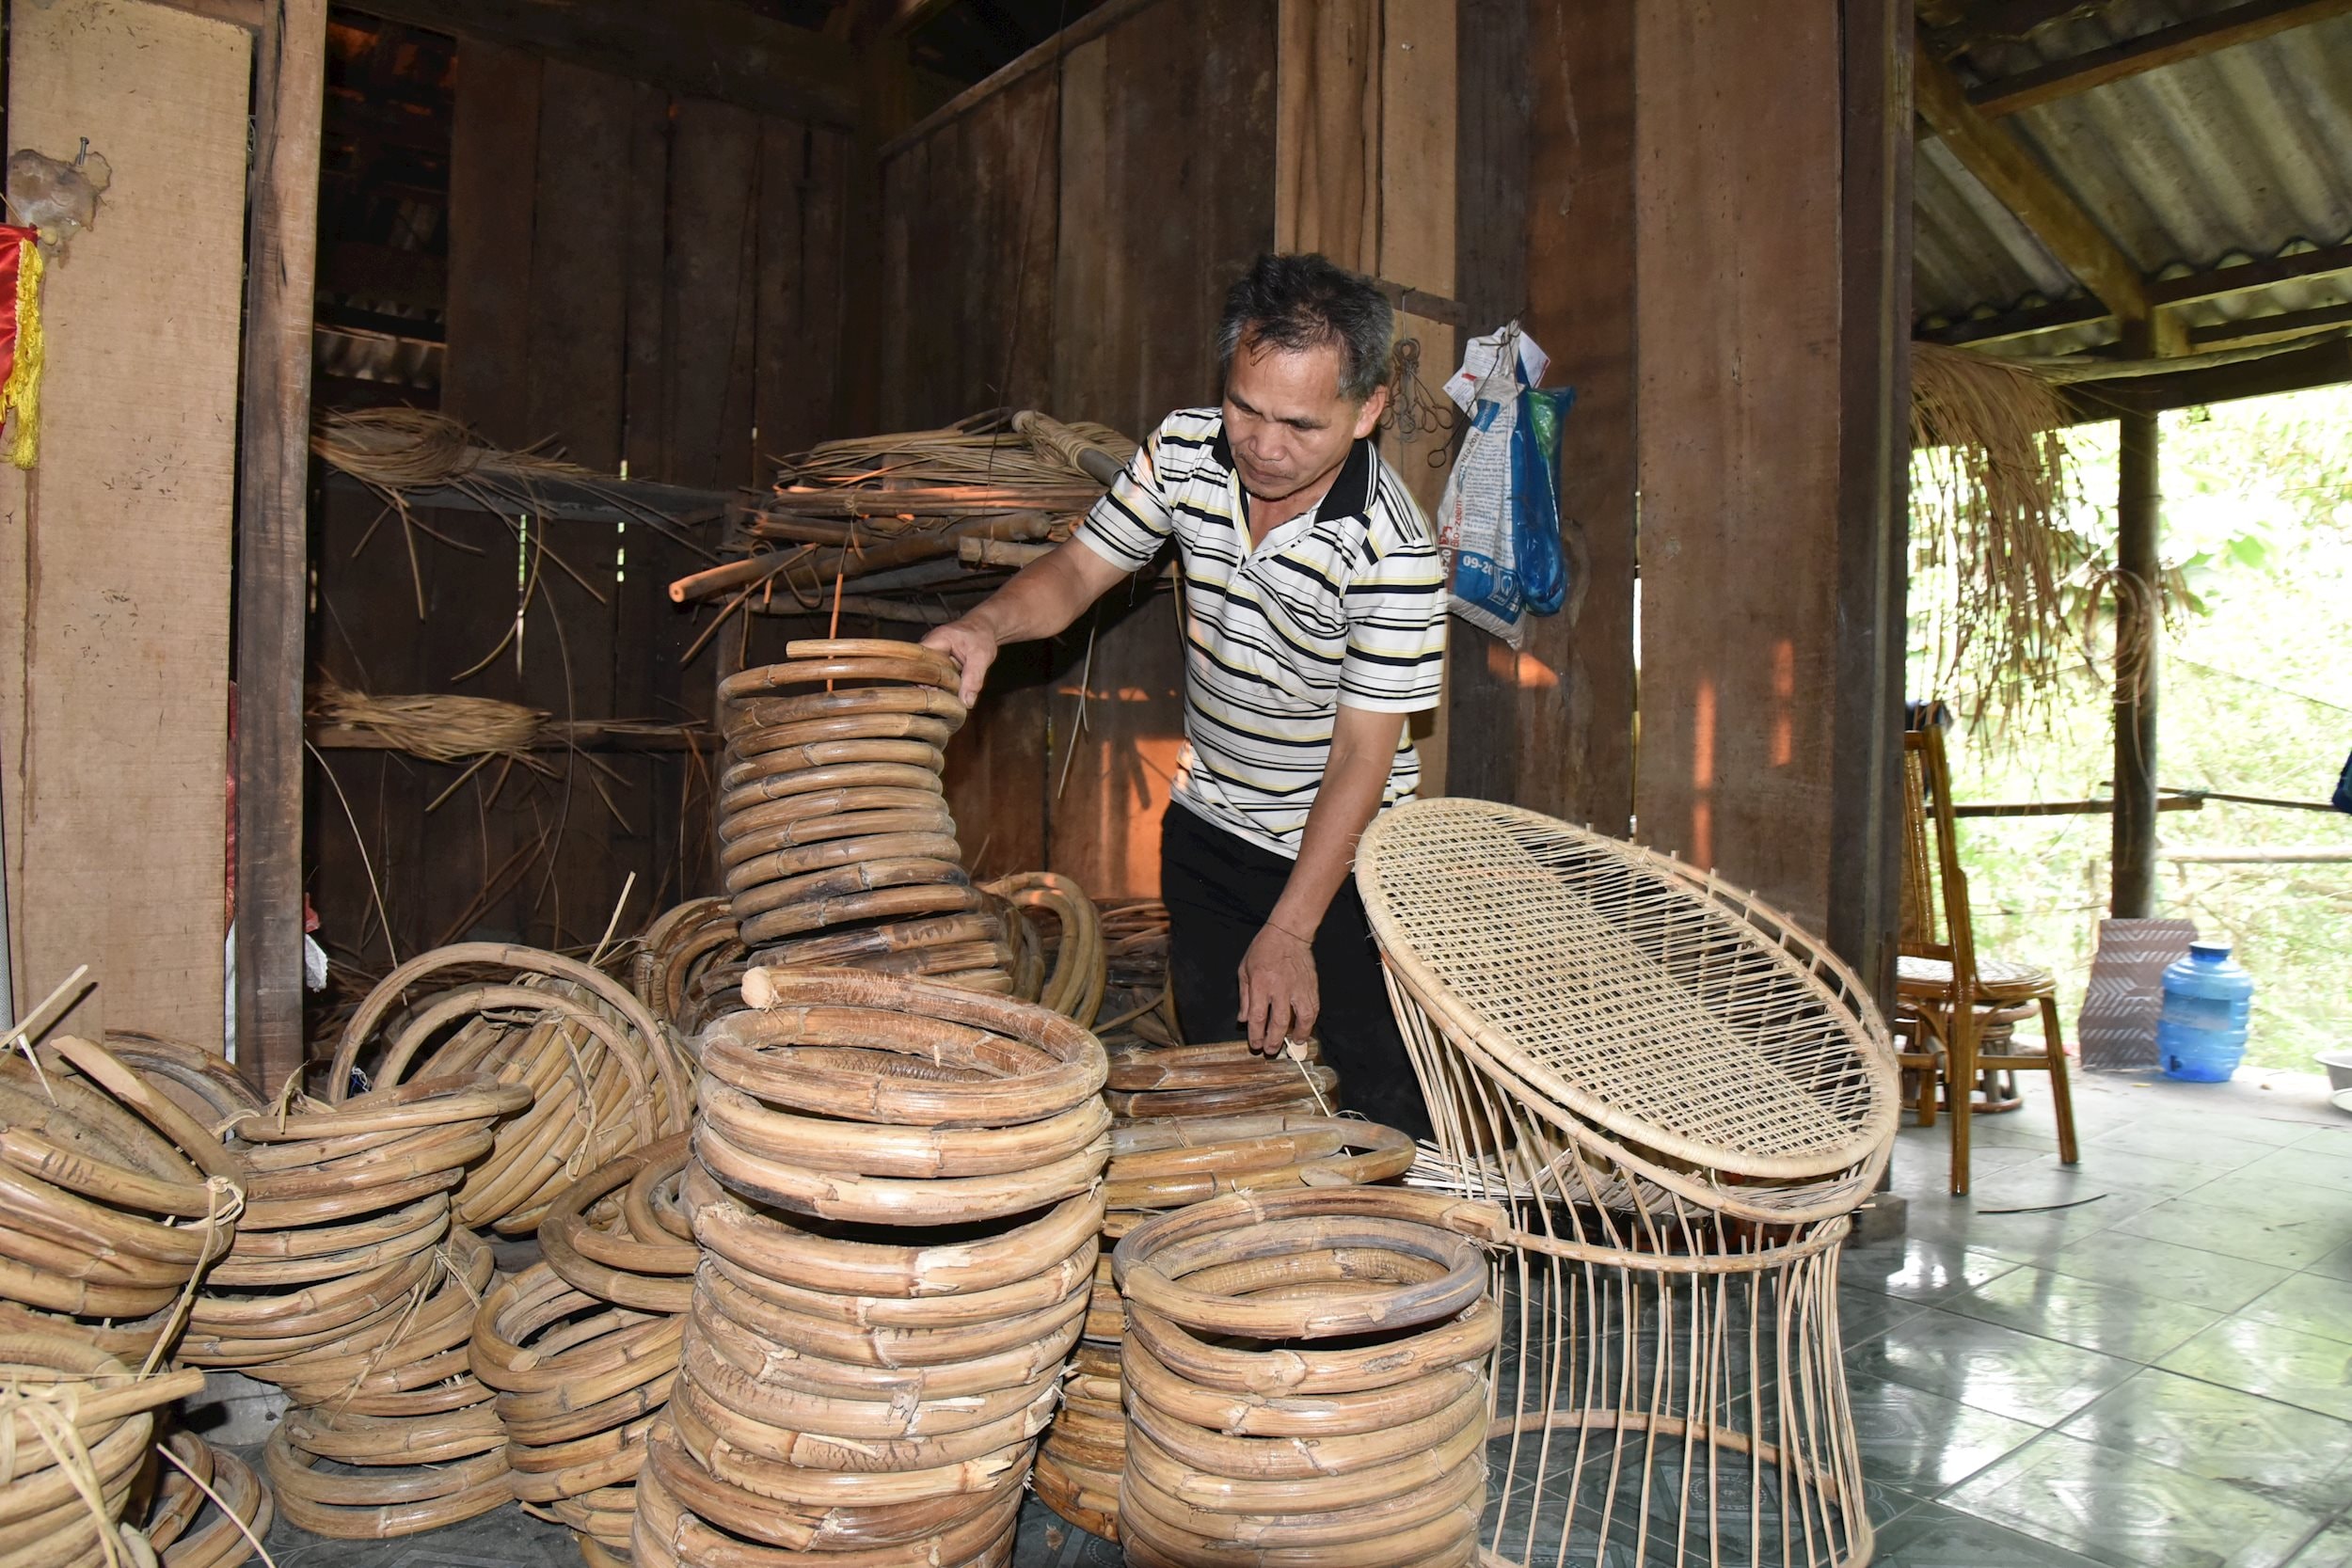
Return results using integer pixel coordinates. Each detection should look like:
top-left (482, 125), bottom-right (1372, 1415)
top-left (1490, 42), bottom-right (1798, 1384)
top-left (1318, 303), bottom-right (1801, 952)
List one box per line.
top-left (671, 411), bottom-right (1136, 618)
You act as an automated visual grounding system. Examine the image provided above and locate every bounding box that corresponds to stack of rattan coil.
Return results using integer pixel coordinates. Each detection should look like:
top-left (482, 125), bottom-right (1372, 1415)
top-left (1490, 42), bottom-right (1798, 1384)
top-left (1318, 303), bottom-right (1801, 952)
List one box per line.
top-left (172, 1069), bottom-right (524, 1538)
top-left (1111, 1187), bottom-right (1506, 1568)
top-left (631, 897), bottom-right (749, 1041)
top-left (326, 943), bottom-right (693, 1237)
top-left (138, 1431), bottom-right (275, 1568)
top-left (717, 640), bottom-right (1011, 990)
top-left (1106, 1038), bottom-right (1339, 1122)
top-left (989, 871), bottom-right (1105, 1022)
top-left (1032, 1037), bottom-right (1414, 1543)
top-left (0, 1035), bottom-right (245, 1362)
top-left (1, 1329), bottom-right (208, 1562)
top-left (475, 1134), bottom-right (696, 1563)
top-left (1094, 898), bottom-right (1177, 1049)
top-left (632, 968), bottom-right (1110, 1568)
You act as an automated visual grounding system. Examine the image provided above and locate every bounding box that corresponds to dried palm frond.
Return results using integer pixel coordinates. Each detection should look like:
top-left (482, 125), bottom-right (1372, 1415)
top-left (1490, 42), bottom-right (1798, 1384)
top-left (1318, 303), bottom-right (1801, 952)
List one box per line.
top-left (312, 407), bottom-right (589, 489)
top-left (309, 678), bottom-right (548, 764)
top-left (775, 407), bottom-right (1134, 492)
top-left (1909, 341), bottom-right (2088, 732)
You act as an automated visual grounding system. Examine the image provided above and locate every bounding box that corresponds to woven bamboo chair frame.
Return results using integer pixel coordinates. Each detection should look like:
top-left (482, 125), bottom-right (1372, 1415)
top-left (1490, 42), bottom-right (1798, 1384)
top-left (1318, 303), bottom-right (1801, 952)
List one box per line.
top-left (1356, 799), bottom-right (1899, 1568)
top-left (1897, 720), bottom-right (2080, 1195)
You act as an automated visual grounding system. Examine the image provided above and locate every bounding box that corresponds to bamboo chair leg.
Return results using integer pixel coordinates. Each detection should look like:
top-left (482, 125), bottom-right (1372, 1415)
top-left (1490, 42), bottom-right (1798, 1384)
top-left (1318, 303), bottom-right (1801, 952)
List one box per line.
top-left (1947, 1006), bottom-right (1977, 1197)
top-left (2039, 993), bottom-right (2080, 1165)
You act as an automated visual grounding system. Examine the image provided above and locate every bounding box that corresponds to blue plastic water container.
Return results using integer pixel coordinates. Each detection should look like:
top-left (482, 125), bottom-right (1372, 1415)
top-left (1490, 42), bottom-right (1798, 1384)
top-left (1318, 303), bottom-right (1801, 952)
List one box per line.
top-left (2157, 940), bottom-right (2255, 1083)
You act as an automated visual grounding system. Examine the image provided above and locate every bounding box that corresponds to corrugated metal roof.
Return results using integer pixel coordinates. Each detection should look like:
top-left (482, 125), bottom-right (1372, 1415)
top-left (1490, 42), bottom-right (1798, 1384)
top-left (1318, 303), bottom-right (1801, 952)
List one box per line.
top-left (1915, 0), bottom-right (2352, 353)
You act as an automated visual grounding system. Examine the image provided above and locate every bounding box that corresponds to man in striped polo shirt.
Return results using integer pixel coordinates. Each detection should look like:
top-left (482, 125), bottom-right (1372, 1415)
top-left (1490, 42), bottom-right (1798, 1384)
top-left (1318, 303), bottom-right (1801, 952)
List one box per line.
top-left (923, 254), bottom-right (1448, 1139)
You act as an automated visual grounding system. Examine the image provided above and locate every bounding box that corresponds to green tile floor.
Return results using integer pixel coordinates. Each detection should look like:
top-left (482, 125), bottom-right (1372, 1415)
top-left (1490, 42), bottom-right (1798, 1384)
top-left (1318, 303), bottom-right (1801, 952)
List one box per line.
top-left (240, 1069), bottom-right (2349, 1567)
top-left (1848, 1068), bottom-right (2352, 1568)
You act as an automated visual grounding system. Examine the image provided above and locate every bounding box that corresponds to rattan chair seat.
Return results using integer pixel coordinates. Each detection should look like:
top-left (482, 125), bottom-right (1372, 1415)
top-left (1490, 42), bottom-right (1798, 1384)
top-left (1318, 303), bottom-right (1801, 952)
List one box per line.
top-left (1357, 800), bottom-right (1898, 1183)
top-left (1896, 952), bottom-right (2056, 998)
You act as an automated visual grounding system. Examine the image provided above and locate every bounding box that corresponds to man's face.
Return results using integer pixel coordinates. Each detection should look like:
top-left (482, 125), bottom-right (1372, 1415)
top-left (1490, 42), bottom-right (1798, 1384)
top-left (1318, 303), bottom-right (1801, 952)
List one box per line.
top-left (1221, 334), bottom-right (1389, 502)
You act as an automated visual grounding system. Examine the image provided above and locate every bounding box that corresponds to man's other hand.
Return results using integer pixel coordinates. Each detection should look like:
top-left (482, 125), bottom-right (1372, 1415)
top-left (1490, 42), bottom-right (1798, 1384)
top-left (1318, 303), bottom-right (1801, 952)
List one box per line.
top-left (921, 620), bottom-right (999, 706)
top-left (1237, 922), bottom-right (1318, 1056)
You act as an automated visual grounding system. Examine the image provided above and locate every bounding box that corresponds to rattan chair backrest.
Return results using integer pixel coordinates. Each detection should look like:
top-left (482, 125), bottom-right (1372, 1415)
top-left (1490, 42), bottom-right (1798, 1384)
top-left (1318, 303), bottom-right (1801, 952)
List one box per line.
top-left (1900, 720), bottom-right (1980, 975)
top-left (1357, 800), bottom-right (1898, 1184)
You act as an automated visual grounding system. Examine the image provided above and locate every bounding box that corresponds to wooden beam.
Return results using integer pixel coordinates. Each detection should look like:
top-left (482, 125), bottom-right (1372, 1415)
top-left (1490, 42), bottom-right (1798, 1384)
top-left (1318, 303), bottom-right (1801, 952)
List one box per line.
top-left (143, 0), bottom-right (265, 26)
top-left (858, 0), bottom-right (960, 40)
top-left (2187, 301), bottom-right (2352, 350)
top-left (1915, 39), bottom-right (2164, 335)
top-left (237, 0), bottom-right (328, 1094)
top-left (1922, 241), bottom-right (2352, 344)
top-left (341, 0), bottom-right (859, 126)
top-left (1971, 0), bottom-right (2352, 118)
top-left (2064, 334), bottom-right (2352, 415)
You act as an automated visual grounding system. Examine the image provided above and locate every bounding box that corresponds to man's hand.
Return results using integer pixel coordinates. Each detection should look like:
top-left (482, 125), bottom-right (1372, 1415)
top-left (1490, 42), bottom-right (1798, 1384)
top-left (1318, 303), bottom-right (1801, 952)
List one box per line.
top-left (920, 619), bottom-right (999, 706)
top-left (1237, 921), bottom-right (1319, 1056)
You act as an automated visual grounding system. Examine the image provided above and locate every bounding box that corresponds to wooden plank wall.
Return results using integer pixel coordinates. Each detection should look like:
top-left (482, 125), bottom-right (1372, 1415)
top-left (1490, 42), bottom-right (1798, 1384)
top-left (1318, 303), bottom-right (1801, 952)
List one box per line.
top-left (1447, 0), bottom-right (1904, 958)
top-left (1632, 2), bottom-right (1852, 937)
top-left (1444, 0), bottom-right (1639, 835)
top-left (872, 0), bottom-right (1278, 898)
top-left (309, 45), bottom-right (851, 967)
top-left (0, 0), bottom-right (255, 1047)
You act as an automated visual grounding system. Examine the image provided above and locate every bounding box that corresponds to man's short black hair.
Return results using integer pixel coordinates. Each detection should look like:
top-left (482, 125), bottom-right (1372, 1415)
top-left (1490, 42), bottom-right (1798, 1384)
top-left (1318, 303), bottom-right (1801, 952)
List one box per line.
top-left (1218, 253), bottom-right (1393, 404)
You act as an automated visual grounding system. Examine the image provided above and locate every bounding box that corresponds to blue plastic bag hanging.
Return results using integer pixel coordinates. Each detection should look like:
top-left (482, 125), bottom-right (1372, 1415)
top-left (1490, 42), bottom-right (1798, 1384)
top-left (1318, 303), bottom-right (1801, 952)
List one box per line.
top-left (1435, 324), bottom-right (1571, 646)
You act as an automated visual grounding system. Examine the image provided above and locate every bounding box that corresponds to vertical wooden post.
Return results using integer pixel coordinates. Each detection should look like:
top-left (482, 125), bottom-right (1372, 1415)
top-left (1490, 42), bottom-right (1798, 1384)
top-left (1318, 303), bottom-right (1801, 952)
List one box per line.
top-left (1828, 0), bottom-right (1913, 1011)
top-left (2112, 408), bottom-right (2162, 918)
top-left (235, 0), bottom-right (329, 1093)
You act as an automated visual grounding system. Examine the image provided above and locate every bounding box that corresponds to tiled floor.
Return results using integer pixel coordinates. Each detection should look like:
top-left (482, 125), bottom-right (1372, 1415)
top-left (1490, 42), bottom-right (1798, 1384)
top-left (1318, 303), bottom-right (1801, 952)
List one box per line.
top-left (1848, 1068), bottom-right (2352, 1568)
top-left (243, 1069), bottom-right (2350, 1567)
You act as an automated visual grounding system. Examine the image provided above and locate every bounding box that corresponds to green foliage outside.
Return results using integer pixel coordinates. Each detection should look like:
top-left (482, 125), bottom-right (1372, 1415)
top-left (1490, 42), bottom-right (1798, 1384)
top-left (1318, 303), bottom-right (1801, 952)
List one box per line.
top-left (1911, 383), bottom-right (2352, 1074)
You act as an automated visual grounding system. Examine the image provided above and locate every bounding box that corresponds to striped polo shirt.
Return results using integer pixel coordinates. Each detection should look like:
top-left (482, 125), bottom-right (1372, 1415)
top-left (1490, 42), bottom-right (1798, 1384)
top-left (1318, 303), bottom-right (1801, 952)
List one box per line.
top-left (1073, 406), bottom-right (1448, 858)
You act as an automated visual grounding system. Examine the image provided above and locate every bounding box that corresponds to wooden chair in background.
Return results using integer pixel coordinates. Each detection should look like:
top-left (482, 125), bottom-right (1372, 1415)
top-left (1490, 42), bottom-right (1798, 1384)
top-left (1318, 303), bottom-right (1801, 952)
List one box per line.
top-left (1898, 718), bottom-right (2080, 1196)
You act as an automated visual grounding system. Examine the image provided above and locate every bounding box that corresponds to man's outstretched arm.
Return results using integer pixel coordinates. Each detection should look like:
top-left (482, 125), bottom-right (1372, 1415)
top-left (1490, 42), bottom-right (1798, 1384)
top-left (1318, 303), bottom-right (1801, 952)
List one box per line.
top-left (921, 538), bottom-right (1132, 705)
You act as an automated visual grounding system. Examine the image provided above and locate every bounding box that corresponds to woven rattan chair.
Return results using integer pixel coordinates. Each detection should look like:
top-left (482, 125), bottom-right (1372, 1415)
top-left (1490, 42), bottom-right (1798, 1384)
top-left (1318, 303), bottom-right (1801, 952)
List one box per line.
top-left (1898, 720), bottom-right (2080, 1196)
top-left (1359, 800), bottom-right (1899, 1568)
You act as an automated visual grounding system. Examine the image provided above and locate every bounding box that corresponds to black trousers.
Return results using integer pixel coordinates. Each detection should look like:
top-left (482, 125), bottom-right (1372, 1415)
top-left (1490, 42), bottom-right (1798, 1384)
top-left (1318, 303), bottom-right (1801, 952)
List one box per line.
top-left (1158, 803), bottom-right (1434, 1142)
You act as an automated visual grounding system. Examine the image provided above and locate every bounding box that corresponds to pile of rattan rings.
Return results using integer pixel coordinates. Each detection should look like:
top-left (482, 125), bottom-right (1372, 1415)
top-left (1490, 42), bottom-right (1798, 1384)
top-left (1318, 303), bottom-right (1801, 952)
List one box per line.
top-left (632, 897), bottom-right (750, 1042)
top-left (633, 967), bottom-right (1111, 1568)
top-left (325, 943), bottom-right (693, 1238)
top-left (1110, 1187), bottom-right (1509, 1568)
top-left (1093, 899), bottom-right (1178, 1050)
top-left (0, 1034), bottom-right (244, 1363)
top-left (717, 640), bottom-right (1012, 991)
top-left (158, 1044), bottom-right (517, 1538)
top-left (138, 1428), bottom-right (278, 1568)
top-left (1033, 1042), bottom-right (1419, 1543)
top-left (473, 1133), bottom-right (697, 1564)
top-left (1, 1329), bottom-right (211, 1564)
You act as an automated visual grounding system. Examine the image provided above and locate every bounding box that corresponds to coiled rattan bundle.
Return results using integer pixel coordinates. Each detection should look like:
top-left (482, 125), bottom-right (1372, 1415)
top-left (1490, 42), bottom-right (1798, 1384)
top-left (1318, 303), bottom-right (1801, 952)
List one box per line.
top-left (631, 898), bottom-right (750, 1041)
top-left (138, 1431), bottom-right (274, 1568)
top-left (1094, 898), bottom-right (1178, 1050)
top-left (258, 1224), bottom-right (512, 1539)
top-left (1106, 1038), bottom-right (1340, 1122)
top-left (0, 1330), bottom-right (207, 1566)
top-left (472, 1135), bottom-right (696, 1561)
top-left (1110, 1188), bottom-right (1507, 1568)
top-left (988, 871), bottom-right (1105, 1022)
top-left (326, 943), bottom-right (693, 1236)
top-left (0, 1036), bottom-right (244, 1364)
top-left (716, 640), bottom-right (1011, 992)
top-left (634, 969), bottom-right (1110, 1568)
top-left (1032, 1073), bottom-right (1416, 1543)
